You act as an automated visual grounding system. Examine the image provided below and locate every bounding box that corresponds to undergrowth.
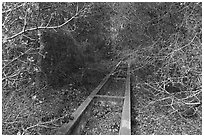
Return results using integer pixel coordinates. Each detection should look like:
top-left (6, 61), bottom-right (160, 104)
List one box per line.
top-left (130, 2), bottom-right (202, 135)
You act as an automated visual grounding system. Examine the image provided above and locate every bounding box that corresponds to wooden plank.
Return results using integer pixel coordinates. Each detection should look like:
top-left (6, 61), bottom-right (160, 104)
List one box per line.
top-left (56, 61), bottom-right (121, 135)
top-left (119, 61), bottom-right (131, 135)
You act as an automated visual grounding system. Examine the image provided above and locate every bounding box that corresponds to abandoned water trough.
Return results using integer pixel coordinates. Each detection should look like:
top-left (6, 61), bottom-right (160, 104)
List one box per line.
top-left (56, 61), bottom-right (131, 135)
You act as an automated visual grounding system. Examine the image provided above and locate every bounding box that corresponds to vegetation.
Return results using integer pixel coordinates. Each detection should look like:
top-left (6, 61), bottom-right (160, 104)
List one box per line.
top-left (2, 2), bottom-right (202, 135)
top-left (129, 2), bottom-right (202, 135)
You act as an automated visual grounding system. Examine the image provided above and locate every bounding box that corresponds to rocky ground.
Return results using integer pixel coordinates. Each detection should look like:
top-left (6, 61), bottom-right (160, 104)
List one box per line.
top-left (82, 99), bottom-right (123, 135)
top-left (131, 77), bottom-right (202, 135)
top-left (2, 60), bottom-right (116, 135)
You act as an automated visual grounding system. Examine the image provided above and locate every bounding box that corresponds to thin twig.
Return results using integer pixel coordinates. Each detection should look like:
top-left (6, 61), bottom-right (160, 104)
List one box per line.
top-left (45, 14), bottom-right (54, 27)
top-left (6, 5), bottom-right (88, 41)
top-left (22, 9), bottom-right (28, 32)
top-left (2, 48), bottom-right (35, 69)
top-left (2, 3), bottom-right (25, 14)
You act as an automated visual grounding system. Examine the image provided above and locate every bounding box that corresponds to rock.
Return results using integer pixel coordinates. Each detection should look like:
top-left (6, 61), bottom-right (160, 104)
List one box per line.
top-left (165, 82), bottom-right (181, 93)
top-left (181, 107), bottom-right (197, 118)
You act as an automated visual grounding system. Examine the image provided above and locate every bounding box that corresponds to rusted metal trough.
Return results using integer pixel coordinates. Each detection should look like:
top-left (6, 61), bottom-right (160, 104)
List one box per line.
top-left (56, 61), bottom-right (131, 135)
top-left (119, 62), bottom-right (131, 135)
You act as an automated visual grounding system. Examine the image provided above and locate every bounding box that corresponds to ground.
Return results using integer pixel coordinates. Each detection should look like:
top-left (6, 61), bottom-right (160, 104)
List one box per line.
top-left (131, 75), bottom-right (202, 135)
top-left (2, 59), bottom-right (117, 135)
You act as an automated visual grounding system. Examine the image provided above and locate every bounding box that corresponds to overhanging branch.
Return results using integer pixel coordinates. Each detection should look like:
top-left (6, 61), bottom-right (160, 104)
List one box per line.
top-left (5, 4), bottom-right (89, 41)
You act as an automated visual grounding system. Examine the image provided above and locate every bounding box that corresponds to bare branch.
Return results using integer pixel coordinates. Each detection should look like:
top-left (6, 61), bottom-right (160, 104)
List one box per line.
top-left (45, 14), bottom-right (54, 27)
top-left (2, 48), bottom-right (35, 69)
top-left (2, 69), bottom-right (21, 81)
top-left (2, 10), bottom-right (12, 26)
top-left (22, 34), bottom-right (35, 41)
top-left (21, 114), bottom-right (67, 135)
top-left (2, 3), bottom-right (25, 14)
top-left (76, 3), bottom-right (79, 13)
top-left (5, 6), bottom-right (87, 41)
top-left (23, 9), bottom-right (28, 32)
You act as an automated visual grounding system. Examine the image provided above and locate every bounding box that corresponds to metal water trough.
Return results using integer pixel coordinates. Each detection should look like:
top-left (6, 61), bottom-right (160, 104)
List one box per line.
top-left (56, 61), bottom-right (131, 135)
